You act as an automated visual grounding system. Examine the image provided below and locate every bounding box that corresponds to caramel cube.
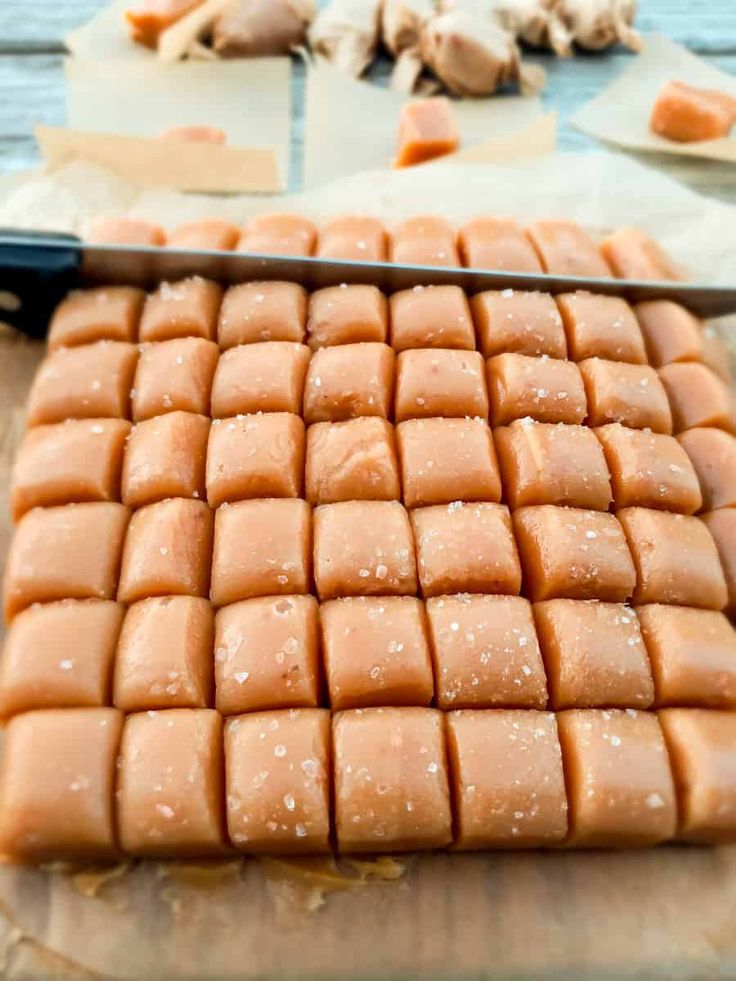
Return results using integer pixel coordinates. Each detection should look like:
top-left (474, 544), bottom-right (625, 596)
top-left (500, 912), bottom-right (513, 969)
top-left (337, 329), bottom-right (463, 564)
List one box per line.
top-left (389, 216), bottom-right (459, 267)
top-left (495, 420), bottom-right (612, 511)
top-left (0, 708), bottom-right (123, 861)
top-left (117, 709), bottom-right (226, 857)
top-left (472, 290), bottom-right (567, 359)
top-left (599, 227), bottom-right (681, 282)
top-left (557, 292), bottom-right (646, 364)
top-left (122, 411), bottom-right (209, 508)
top-left (218, 282), bottom-right (307, 348)
top-left (302, 343), bottom-right (395, 423)
top-left (526, 220), bottom-right (611, 278)
top-left (206, 413), bottom-right (305, 506)
top-left (659, 362), bottom-right (736, 434)
top-left (237, 214), bottom-right (316, 257)
top-left (658, 709), bottom-right (736, 843)
top-left (313, 501), bottom-right (416, 600)
top-left (395, 348), bottom-right (488, 422)
top-left (395, 97), bottom-right (459, 168)
top-left (618, 507), bottom-right (727, 609)
top-left (638, 605), bottom-right (736, 708)
top-left (513, 506), bottom-right (636, 603)
top-left (447, 709), bottom-right (567, 849)
top-left (225, 709), bottom-right (331, 853)
top-left (117, 498), bottom-right (213, 604)
top-left (411, 502), bottom-right (521, 598)
top-left (210, 342), bottom-right (310, 417)
top-left (0, 600), bottom-right (123, 717)
top-left (634, 300), bottom-right (703, 367)
top-left (305, 417), bottom-right (399, 505)
top-left (487, 353), bottom-right (586, 426)
top-left (333, 707), bottom-right (452, 852)
top-left (307, 285), bottom-right (388, 349)
top-left (677, 428), bottom-right (736, 511)
top-left (427, 594), bottom-right (546, 709)
top-left (534, 599), bottom-right (653, 709)
top-left (701, 509), bottom-right (736, 615)
top-left (316, 216), bottom-right (387, 263)
top-left (397, 417), bottom-right (501, 508)
top-left (650, 81), bottom-right (736, 143)
top-left (87, 216), bottom-right (165, 247)
top-left (458, 218), bottom-right (543, 273)
top-left (4, 503), bottom-right (129, 621)
top-left (389, 285), bottom-right (474, 351)
top-left (215, 596), bottom-right (320, 714)
top-left (167, 219), bottom-right (239, 251)
top-left (132, 337), bottom-right (219, 421)
top-left (27, 342), bottom-right (138, 427)
top-left (139, 277), bottom-right (222, 343)
top-left (211, 499), bottom-right (311, 606)
top-left (113, 597), bottom-right (214, 712)
top-left (48, 287), bottom-right (144, 350)
top-left (321, 596), bottom-right (433, 710)
top-left (11, 418), bottom-right (130, 521)
top-left (596, 423), bottom-right (702, 513)
top-left (579, 358), bottom-right (672, 433)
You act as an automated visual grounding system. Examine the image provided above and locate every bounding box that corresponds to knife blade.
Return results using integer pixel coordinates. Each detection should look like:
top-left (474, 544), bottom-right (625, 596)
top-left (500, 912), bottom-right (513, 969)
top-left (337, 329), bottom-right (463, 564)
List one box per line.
top-left (1, 230), bottom-right (734, 340)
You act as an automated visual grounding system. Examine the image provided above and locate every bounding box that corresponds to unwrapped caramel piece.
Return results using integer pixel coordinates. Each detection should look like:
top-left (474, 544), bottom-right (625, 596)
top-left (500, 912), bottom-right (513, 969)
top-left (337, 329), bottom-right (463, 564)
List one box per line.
top-left (140, 277), bottom-right (222, 343)
top-left (447, 709), bottom-right (567, 849)
top-left (579, 358), bottom-right (672, 433)
top-left (167, 218), bottom-right (238, 250)
top-left (618, 507), bottom-right (727, 610)
top-left (307, 285), bottom-right (388, 349)
top-left (390, 285), bottom-right (474, 351)
top-left (225, 708), bottom-right (331, 853)
top-left (395, 97), bottom-right (459, 168)
top-left (122, 411), bottom-right (209, 508)
top-left (218, 281), bottom-right (307, 347)
top-left (4, 503), bottom-right (129, 621)
top-left (305, 417), bottom-right (399, 504)
top-left (303, 343), bottom-right (395, 423)
top-left (397, 417), bottom-right (501, 508)
top-left (237, 214), bottom-right (316, 257)
top-left (395, 348), bottom-right (488, 421)
top-left (0, 601), bottom-right (123, 718)
top-left (638, 605), bottom-right (736, 708)
top-left (333, 707), bottom-right (452, 852)
top-left (389, 216), bottom-right (459, 266)
top-left (86, 217), bottom-right (165, 247)
top-left (513, 505), bottom-right (635, 602)
top-left (48, 287), bottom-right (144, 350)
top-left (132, 337), bottom-right (219, 421)
top-left (215, 596), bottom-right (320, 714)
top-left (411, 502), bottom-right (521, 598)
top-left (659, 708), bottom-right (736, 843)
top-left (600, 227), bottom-right (681, 281)
top-left (321, 596), bottom-right (433, 709)
top-left (633, 300), bottom-right (703, 367)
top-left (428, 594), bottom-right (546, 710)
top-left (472, 290), bottom-right (567, 359)
top-left (114, 596), bottom-right (214, 712)
top-left (0, 708), bottom-right (123, 862)
top-left (596, 423), bottom-right (701, 513)
top-left (650, 81), bottom-right (736, 143)
top-left (117, 498), bottom-right (213, 604)
top-left (211, 342), bottom-right (310, 417)
top-left (487, 354), bottom-right (586, 426)
top-left (701, 509), bottom-right (736, 616)
top-left (11, 418), bottom-right (130, 520)
top-left (526, 220), bottom-right (611, 278)
top-left (458, 218), bottom-right (542, 273)
top-left (117, 709), bottom-right (227, 857)
top-left (659, 362), bottom-right (736, 434)
top-left (557, 292), bottom-right (646, 364)
top-left (316, 216), bottom-right (387, 262)
top-left (677, 428), bottom-right (736, 511)
top-left (206, 413), bottom-right (305, 506)
top-left (534, 599), bottom-right (653, 710)
top-left (313, 501), bottom-right (416, 600)
top-left (27, 342), bottom-right (138, 427)
top-left (495, 419), bottom-right (612, 511)
top-left (211, 499), bottom-right (311, 606)
top-left (557, 709), bottom-right (676, 847)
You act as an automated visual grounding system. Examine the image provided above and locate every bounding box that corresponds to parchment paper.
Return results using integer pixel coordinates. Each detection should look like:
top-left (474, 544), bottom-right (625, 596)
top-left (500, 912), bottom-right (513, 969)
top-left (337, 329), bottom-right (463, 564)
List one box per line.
top-left (303, 60), bottom-right (545, 187)
top-left (572, 33), bottom-right (736, 163)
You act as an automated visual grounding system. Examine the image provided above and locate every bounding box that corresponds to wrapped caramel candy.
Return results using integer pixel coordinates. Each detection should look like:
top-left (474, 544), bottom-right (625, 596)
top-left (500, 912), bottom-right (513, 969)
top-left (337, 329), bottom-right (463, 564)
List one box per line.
top-left (308, 0), bottom-right (382, 77)
top-left (213, 0), bottom-right (315, 56)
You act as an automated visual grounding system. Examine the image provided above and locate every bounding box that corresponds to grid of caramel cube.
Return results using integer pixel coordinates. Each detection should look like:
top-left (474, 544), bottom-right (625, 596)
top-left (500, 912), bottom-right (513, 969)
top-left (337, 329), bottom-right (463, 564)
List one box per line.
top-left (2, 226), bottom-right (736, 860)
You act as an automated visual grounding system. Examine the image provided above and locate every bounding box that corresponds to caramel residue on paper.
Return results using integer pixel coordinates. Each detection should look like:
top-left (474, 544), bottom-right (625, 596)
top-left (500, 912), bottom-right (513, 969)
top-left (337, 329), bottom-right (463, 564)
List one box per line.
top-left (71, 862), bottom-right (133, 899)
top-left (156, 859), bottom-right (244, 890)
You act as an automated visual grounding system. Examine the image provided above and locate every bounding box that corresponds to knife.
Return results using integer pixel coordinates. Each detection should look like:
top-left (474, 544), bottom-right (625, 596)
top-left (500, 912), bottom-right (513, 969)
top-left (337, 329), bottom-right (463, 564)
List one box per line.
top-left (1, 229), bottom-right (734, 340)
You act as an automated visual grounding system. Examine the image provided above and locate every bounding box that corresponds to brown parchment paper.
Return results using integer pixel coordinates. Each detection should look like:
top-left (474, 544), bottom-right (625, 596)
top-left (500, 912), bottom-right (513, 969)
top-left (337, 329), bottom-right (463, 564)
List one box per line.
top-left (303, 60), bottom-right (545, 187)
top-left (572, 33), bottom-right (736, 163)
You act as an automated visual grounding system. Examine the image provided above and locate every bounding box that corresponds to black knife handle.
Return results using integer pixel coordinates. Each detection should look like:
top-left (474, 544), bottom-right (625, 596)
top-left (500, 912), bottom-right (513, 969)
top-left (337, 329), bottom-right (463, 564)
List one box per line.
top-left (0, 230), bottom-right (82, 339)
